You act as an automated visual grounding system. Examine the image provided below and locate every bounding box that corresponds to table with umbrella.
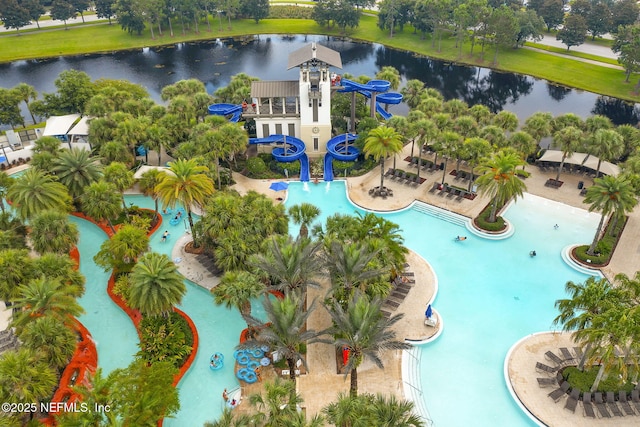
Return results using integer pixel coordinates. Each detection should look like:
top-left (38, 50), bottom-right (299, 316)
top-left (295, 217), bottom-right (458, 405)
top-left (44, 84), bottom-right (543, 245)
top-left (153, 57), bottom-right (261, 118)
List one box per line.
top-left (269, 181), bottom-right (289, 201)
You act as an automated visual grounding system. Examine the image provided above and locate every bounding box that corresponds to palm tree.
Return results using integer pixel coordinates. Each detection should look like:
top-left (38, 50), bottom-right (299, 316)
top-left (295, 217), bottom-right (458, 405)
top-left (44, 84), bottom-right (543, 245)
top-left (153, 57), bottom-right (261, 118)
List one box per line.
top-left (0, 212), bottom-right (27, 250)
top-left (11, 278), bottom-right (84, 329)
top-left (156, 158), bottom-right (215, 246)
top-left (363, 126), bottom-right (404, 190)
top-left (138, 168), bottom-right (165, 214)
top-left (6, 169), bottom-right (72, 220)
top-left (553, 276), bottom-right (624, 370)
top-left (400, 79), bottom-right (425, 109)
top-left (584, 114), bottom-right (612, 134)
top-left (475, 151), bottom-right (527, 223)
top-left (553, 113), bottom-right (584, 132)
top-left (468, 104), bottom-right (492, 126)
top-left (51, 147), bottom-right (103, 201)
top-left (0, 248), bottom-right (33, 304)
top-left (492, 110), bottom-right (519, 133)
top-left (321, 292), bottom-right (411, 397)
top-left (13, 83), bottom-right (38, 124)
top-left (288, 203), bottom-right (321, 239)
top-left (29, 209), bottom-right (79, 255)
top-left (247, 377), bottom-right (311, 426)
top-left (103, 162), bottom-right (135, 212)
top-left (128, 252), bottom-right (186, 317)
top-left (250, 236), bottom-right (324, 295)
top-left (204, 408), bottom-right (253, 427)
top-left (375, 67), bottom-right (400, 113)
top-left (585, 129), bottom-right (623, 178)
top-left (145, 123), bottom-right (170, 166)
top-left (522, 111), bottom-right (553, 145)
top-left (509, 131), bottom-right (536, 170)
top-left (212, 270), bottom-right (264, 329)
top-left (551, 125), bottom-right (583, 182)
top-left (0, 171), bottom-right (14, 214)
top-left (583, 175), bottom-right (638, 256)
top-left (0, 348), bottom-right (57, 422)
top-left (443, 99), bottom-right (468, 118)
top-left (463, 137), bottom-right (492, 192)
top-left (323, 393), bottom-right (425, 427)
top-left (19, 316), bottom-right (77, 371)
top-left (243, 291), bottom-right (322, 386)
top-left (32, 253), bottom-right (85, 298)
top-left (81, 180), bottom-right (123, 234)
top-left (324, 241), bottom-right (383, 305)
top-left (94, 224), bottom-right (150, 272)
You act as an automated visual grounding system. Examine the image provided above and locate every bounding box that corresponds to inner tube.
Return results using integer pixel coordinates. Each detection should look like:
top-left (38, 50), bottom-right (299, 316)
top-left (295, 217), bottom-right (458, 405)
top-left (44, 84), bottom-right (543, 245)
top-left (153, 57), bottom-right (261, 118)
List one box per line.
top-left (236, 353), bottom-right (250, 365)
top-left (237, 368), bottom-right (258, 384)
top-left (250, 348), bottom-right (264, 358)
top-left (209, 353), bottom-right (224, 371)
top-left (247, 360), bottom-right (259, 370)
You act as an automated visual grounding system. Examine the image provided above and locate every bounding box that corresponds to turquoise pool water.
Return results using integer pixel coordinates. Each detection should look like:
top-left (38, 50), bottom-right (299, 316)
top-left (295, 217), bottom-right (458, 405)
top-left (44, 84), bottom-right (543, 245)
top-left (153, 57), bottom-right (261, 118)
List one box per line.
top-left (72, 195), bottom-right (269, 426)
top-left (285, 181), bottom-right (600, 426)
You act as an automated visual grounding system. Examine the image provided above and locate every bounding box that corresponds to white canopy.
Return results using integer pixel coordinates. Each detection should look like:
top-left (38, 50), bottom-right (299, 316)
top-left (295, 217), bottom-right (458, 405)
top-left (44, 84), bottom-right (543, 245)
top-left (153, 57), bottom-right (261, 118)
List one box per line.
top-left (68, 116), bottom-right (89, 136)
top-left (538, 150), bottom-right (620, 176)
top-left (43, 114), bottom-right (81, 137)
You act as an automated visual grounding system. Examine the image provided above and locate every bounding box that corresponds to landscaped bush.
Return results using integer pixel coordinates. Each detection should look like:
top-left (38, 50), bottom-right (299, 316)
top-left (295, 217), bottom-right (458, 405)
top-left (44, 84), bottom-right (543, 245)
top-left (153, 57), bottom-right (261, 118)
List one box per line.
top-left (333, 160), bottom-right (355, 177)
top-left (247, 157), bottom-right (267, 177)
top-left (515, 169), bottom-right (531, 178)
top-left (268, 5), bottom-right (314, 19)
top-left (563, 366), bottom-right (635, 393)
top-left (274, 160), bottom-right (300, 176)
top-left (474, 203), bottom-right (506, 232)
top-left (137, 312), bottom-right (193, 368)
top-left (573, 216), bottom-right (626, 266)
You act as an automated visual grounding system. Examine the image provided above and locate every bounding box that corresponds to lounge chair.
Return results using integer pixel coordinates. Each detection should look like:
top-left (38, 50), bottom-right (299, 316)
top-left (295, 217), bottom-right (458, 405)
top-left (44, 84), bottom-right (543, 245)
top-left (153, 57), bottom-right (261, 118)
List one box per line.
top-left (537, 377), bottom-right (557, 388)
top-left (535, 361), bottom-right (559, 375)
top-left (594, 392), bottom-right (612, 418)
top-left (393, 169), bottom-right (403, 180)
top-left (605, 391), bottom-right (624, 416)
top-left (631, 390), bottom-right (640, 412)
top-left (564, 388), bottom-right (580, 413)
top-left (560, 347), bottom-right (574, 364)
top-left (429, 182), bottom-right (439, 193)
top-left (384, 168), bottom-right (394, 177)
top-left (544, 350), bottom-right (564, 366)
top-left (583, 392), bottom-right (596, 418)
top-left (573, 347), bottom-right (584, 362)
top-left (548, 381), bottom-right (570, 402)
top-left (618, 391), bottom-right (635, 415)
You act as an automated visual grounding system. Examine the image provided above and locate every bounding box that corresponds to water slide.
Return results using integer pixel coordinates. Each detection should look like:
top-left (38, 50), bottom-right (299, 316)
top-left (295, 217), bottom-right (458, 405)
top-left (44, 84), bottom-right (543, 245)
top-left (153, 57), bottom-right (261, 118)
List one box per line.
top-left (323, 133), bottom-right (359, 182)
top-left (249, 134), bottom-right (310, 182)
top-left (208, 103), bottom-right (243, 122)
top-left (338, 79), bottom-right (403, 120)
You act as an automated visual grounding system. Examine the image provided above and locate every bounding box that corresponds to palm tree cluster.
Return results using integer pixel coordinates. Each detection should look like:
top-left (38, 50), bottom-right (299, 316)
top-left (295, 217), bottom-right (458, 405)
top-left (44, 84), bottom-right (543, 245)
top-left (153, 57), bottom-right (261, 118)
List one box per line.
top-left (554, 272), bottom-right (640, 392)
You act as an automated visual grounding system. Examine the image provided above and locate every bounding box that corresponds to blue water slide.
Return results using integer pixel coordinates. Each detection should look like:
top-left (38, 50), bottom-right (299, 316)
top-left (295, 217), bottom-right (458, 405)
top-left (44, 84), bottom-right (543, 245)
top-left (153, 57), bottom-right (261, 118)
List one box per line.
top-left (338, 79), bottom-right (402, 120)
top-left (208, 103), bottom-right (243, 122)
top-left (323, 133), bottom-right (360, 182)
top-left (248, 134), bottom-right (310, 182)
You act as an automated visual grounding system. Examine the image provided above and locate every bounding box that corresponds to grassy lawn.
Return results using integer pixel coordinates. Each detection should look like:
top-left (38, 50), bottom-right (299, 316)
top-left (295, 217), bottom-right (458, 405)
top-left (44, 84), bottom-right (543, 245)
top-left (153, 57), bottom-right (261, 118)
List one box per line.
top-left (525, 42), bottom-right (619, 66)
top-left (0, 15), bottom-right (638, 102)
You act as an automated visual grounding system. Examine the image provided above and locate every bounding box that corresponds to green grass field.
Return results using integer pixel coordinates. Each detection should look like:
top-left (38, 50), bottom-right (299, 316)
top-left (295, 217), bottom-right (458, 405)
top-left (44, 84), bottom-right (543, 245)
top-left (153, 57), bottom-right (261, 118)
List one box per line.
top-left (0, 15), bottom-right (638, 102)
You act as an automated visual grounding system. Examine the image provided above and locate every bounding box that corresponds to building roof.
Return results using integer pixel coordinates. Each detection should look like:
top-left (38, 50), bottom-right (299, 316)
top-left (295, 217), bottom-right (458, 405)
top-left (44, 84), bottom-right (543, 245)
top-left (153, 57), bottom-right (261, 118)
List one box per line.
top-left (251, 81), bottom-right (299, 98)
top-left (538, 150), bottom-right (620, 176)
top-left (287, 43), bottom-right (342, 70)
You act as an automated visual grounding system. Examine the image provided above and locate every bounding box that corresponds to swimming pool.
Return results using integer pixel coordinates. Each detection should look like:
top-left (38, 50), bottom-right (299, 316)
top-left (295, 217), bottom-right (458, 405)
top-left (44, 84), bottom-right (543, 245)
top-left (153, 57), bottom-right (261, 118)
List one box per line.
top-left (285, 181), bottom-right (600, 426)
top-left (72, 195), bottom-right (270, 426)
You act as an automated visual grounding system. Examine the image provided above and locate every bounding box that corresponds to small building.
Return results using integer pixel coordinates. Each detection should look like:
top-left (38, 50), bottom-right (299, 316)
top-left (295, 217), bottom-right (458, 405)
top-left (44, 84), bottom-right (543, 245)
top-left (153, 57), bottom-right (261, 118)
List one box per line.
top-left (243, 42), bottom-right (343, 157)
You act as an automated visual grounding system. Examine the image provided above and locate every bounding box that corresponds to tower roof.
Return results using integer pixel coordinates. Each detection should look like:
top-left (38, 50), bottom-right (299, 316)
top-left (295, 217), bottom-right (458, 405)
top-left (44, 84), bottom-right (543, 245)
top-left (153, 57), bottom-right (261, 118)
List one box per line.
top-left (287, 43), bottom-right (342, 70)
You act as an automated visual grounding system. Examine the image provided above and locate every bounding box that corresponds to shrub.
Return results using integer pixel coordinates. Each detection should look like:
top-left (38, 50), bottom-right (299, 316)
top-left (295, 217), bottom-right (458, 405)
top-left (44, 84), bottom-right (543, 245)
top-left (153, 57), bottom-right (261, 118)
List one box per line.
top-left (275, 161), bottom-right (300, 175)
top-left (515, 169), bottom-right (531, 178)
top-left (113, 274), bottom-right (131, 304)
top-left (137, 312), bottom-right (193, 368)
top-left (474, 203), bottom-right (506, 232)
top-left (247, 157), bottom-right (267, 177)
top-left (563, 366), bottom-right (635, 393)
top-left (268, 5), bottom-right (314, 19)
top-left (333, 160), bottom-right (355, 176)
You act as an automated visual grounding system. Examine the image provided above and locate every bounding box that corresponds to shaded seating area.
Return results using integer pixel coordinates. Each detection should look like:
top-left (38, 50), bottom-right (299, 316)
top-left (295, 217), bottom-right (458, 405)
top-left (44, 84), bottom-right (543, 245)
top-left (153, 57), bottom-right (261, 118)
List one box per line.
top-left (537, 150), bottom-right (620, 177)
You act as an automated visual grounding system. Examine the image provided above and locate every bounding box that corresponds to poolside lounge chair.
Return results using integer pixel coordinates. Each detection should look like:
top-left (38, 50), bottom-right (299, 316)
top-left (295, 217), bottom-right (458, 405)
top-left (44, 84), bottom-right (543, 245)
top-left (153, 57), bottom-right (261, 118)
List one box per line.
top-left (384, 168), bottom-right (394, 177)
top-left (594, 392), bottom-right (612, 418)
top-left (429, 182), bottom-right (439, 193)
top-left (548, 381), bottom-right (570, 402)
top-left (583, 392), bottom-right (596, 418)
top-left (537, 377), bottom-right (557, 388)
top-left (544, 350), bottom-right (564, 366)
top-left (535, 362), bottom-right (559, 375)
top-left (564, 388), bottom-right (580, 413)
top-left (631, 390), bottom-right (640, 412)
top-left (605, 391), bottom-right (624, 416)
top-left (618, 391), bottom-right (636, 415)
top-left (573, 346), bottom-right (584, 362)
top-left (560, 347), bottom-right (575, 364)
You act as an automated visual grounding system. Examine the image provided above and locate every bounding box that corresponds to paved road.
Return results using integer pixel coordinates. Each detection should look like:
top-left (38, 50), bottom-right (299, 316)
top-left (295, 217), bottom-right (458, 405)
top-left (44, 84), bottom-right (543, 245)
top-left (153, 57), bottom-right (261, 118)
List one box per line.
top-left (1, 14), bottom-right (618, 62)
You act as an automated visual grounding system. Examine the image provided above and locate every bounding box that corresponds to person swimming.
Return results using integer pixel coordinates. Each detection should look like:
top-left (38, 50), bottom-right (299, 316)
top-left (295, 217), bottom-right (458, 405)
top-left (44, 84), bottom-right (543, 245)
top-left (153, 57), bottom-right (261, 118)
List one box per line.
top-left (530, 250), bottom-right (537, 257)
top-left (455, 236), bottom-right (467, 241)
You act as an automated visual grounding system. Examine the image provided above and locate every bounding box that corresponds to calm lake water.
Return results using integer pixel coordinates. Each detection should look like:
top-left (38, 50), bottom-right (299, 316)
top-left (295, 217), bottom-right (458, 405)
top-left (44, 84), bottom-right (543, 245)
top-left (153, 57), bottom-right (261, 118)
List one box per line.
top-left (0, 34), bottom-right (638, 125)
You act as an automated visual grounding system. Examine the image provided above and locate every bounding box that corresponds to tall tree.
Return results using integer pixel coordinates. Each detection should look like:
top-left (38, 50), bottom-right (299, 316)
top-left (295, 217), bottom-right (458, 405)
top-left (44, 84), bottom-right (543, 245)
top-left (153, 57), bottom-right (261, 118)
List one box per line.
top-left (50, 0), bottom-right (76, 29)
top-left (0, 0), bottom-right (31, 33)
top-left (7, 168), bottom-right (72, 220)
top-left (51, 147), bottom-right (104, 201)
top-left (489, 5), bottom-right (519, 64)
top-left (156, 158), bottom-right (214, 246)
top-left (0, 248), bottom-right (33, 304)
top-left (288, 203), bottom-right (320, 239)
top-left (240, 0), bottom-right (269, 23)
top-left (586, 1), bottom-right (612, 40)
top-left (94, 0), bottom-right (115, 23)
top-left (244, 291), bottom-right (322, 387)
top-left (128, 252), bottom-right (186, 317)
top-left (80, 180), bottom-right (123, 234)
top-left (612, 24), bottom-right (640, 85)
top-left (29, 209), bottom-right (79, 255)
top-left (583, 175), bottom-right (637, 256)
top-left (19, 316), bottom-right (76, 371)
top-left (212, 270), bottom-right (264, 327)
top-left (11, 83), bottom-right (38, 124)
top-left (321, 292), bottom-right (411, 397)
top-left (44, 69), bottom-right (95, 115)
top-left (585, 128), bottom-right (623, 178)
top-left (138, 168), bottom-right (165, 214)
top-left (475, 150), bottom-right (527, 223)
top-left (94, 224), bottom-right (149, 272)
top-left (363, 126), bottom-right (404, 190)
top-left (557, 14), bottom-right (588, 51)
top-left (551, 125), bottom-right (583, 181)
top-left (103, 161), bottom-right (135, 212)
top-left (539, 0), bottom-right (564, 31)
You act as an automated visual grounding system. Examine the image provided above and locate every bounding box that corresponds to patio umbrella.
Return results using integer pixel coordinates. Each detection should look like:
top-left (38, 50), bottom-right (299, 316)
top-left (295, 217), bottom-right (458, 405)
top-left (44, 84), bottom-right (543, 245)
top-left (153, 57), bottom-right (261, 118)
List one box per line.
top-left (425, 304), bottom-right (433, 319)
top-left (269, 181), bottom-right (289, 192)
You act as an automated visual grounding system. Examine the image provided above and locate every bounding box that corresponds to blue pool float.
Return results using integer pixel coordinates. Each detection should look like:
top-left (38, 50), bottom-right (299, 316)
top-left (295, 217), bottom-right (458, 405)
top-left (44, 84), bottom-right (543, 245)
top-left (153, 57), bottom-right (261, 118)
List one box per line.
top-left (209, 353), bottom-right (224, 370)
top-left (247, 360), bottom-right (259, 370)
top-left (237, 368), bottom-right (258, 384)
top-left (169, 208), bottom-right (185, 225)
top-left (250, 348), bottom-right (264, 358)
top-left (234, 349), bottom-right (250, 365)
